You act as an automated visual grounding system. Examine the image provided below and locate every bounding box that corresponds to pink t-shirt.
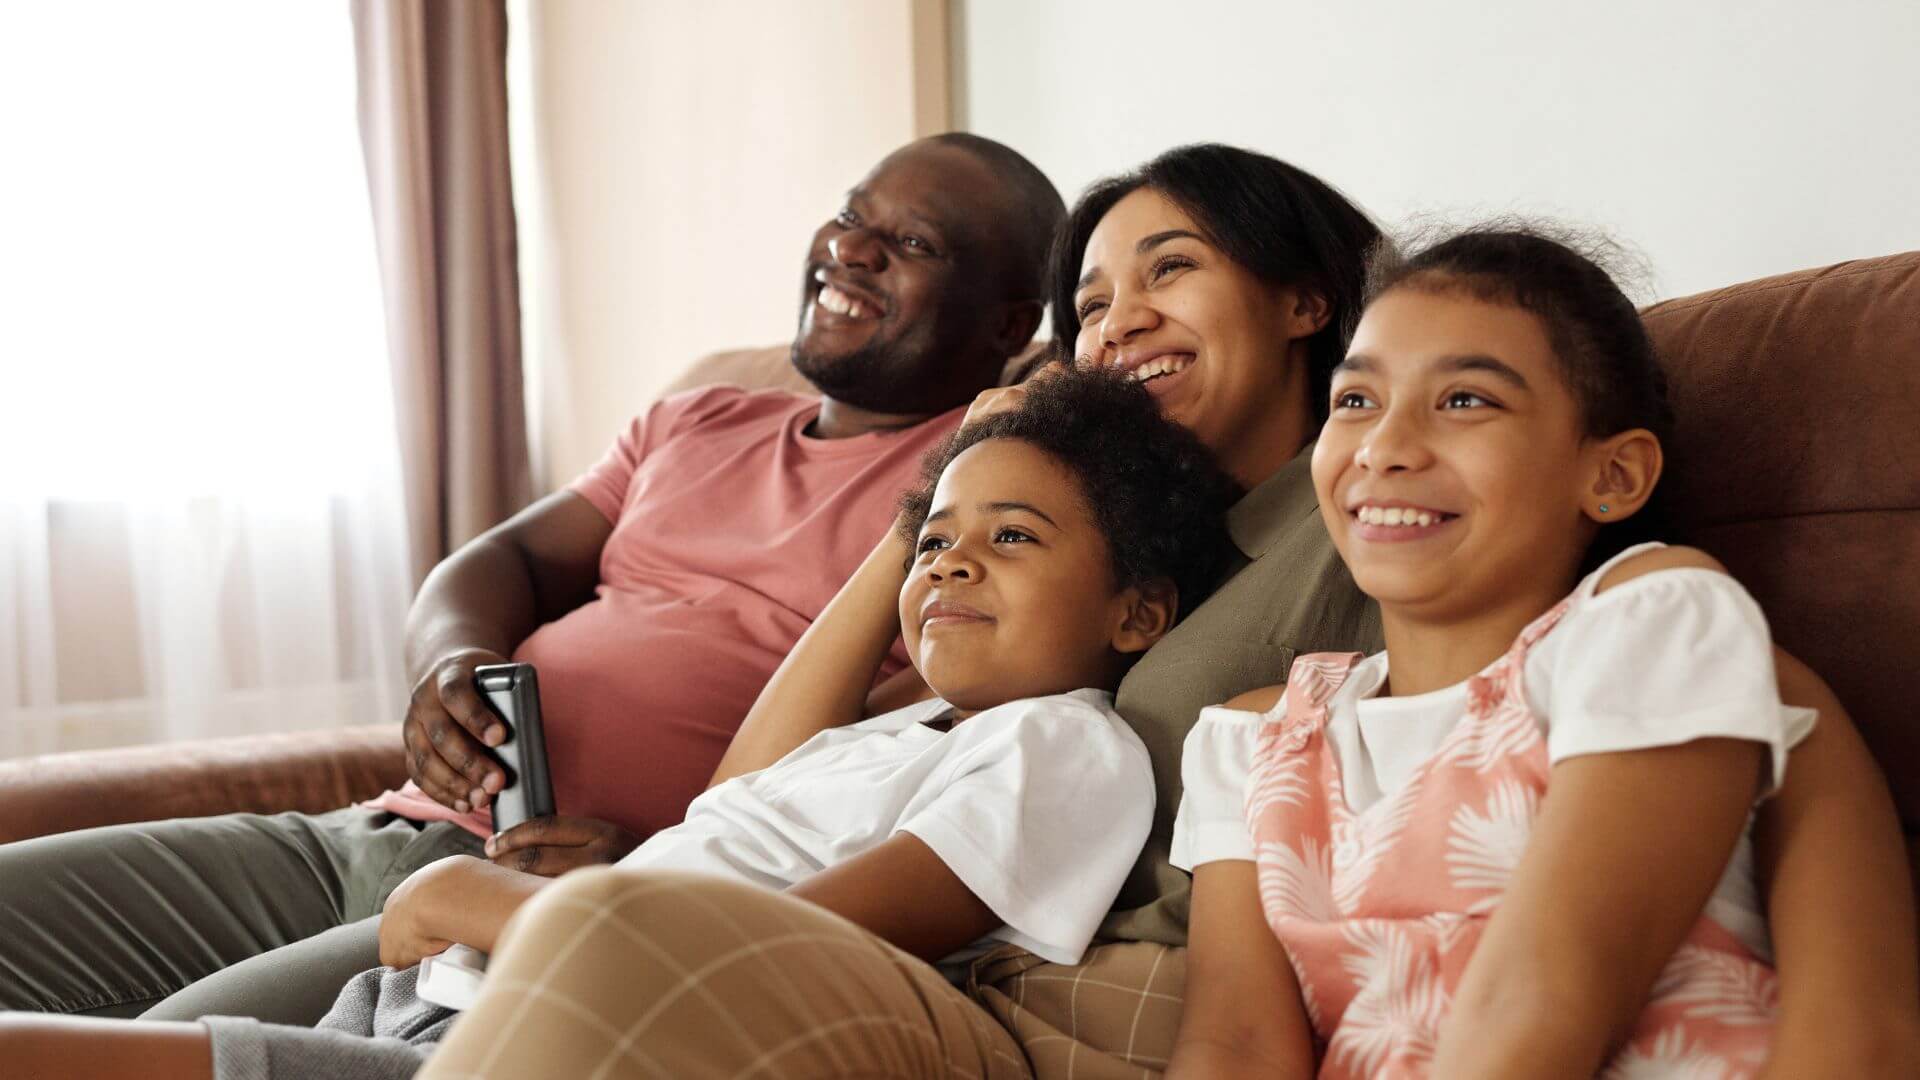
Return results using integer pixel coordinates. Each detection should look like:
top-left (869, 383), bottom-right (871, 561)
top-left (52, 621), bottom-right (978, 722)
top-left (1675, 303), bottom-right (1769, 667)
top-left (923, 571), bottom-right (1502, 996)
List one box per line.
top-left (368, 385), bottom-right (962, 839)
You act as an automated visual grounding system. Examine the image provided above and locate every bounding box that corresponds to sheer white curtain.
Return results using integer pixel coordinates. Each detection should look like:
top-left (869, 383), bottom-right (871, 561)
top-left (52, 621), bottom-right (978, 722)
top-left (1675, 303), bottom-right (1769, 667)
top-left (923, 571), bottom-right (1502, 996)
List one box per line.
top-left (0, 5), bottom-right (414, 757)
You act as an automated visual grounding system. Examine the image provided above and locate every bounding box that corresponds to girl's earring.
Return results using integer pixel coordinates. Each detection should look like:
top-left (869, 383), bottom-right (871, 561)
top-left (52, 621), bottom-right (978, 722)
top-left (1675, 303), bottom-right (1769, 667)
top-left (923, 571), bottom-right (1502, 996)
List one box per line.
top-left (1598, 504), bottom-right (1611, 514)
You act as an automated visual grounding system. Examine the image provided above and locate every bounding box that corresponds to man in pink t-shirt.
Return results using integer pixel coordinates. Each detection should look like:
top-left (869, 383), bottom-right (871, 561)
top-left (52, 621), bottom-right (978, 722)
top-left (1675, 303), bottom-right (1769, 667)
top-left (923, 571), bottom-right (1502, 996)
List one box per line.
top-left (0, 134), bottom-right (1065, 1024)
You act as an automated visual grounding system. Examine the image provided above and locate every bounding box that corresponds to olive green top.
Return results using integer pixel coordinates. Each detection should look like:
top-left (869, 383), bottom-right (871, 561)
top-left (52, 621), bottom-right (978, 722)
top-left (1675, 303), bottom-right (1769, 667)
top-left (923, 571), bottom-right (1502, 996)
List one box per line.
top-left (1102, 443), bottom-right (1383, 945)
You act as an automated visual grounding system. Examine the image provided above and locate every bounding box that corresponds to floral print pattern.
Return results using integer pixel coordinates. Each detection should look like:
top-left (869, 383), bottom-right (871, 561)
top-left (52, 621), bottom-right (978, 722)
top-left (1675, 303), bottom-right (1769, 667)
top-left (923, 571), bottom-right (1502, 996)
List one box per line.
top-left (1245, 595), bottom-right (1776, 1077)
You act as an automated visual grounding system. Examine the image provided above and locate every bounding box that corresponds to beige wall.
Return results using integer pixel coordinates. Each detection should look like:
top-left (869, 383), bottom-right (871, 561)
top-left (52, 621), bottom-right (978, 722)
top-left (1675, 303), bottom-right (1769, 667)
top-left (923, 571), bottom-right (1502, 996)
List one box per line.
top-left (512, 0), bottom-right (947, 490)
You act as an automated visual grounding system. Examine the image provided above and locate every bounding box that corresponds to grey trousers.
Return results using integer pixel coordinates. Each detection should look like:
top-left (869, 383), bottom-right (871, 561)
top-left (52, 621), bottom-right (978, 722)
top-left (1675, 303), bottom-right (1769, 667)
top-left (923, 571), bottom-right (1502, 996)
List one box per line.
top-left (0, 807), bottom-right (482, 1023)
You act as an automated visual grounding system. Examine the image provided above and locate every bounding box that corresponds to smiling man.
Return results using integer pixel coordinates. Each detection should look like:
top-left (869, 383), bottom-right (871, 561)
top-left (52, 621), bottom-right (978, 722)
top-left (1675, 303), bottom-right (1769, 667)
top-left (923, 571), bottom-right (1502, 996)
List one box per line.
top-left (0, 133), bottom-right (1063, 1027)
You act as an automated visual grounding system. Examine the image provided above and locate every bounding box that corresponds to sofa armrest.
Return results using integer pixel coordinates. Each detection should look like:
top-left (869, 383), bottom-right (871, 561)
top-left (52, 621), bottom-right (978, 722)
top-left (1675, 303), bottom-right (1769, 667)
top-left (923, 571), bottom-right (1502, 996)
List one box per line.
top-left (0, 725), bottom-right (409, 844)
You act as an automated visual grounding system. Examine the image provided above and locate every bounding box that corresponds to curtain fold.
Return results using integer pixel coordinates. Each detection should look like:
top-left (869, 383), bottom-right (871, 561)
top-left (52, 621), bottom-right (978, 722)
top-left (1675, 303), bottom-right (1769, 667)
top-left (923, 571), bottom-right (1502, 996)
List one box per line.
top-left (352, 0), bottom-right (531, 587)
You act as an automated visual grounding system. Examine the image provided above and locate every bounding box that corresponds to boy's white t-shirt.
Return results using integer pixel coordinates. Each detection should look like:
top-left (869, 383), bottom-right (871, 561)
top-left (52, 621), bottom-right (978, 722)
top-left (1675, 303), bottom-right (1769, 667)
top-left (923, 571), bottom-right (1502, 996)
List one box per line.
top-left (1172, 548), bottom-right (1818, 962)
top-left (618, 687), bottom-right (1154, 967)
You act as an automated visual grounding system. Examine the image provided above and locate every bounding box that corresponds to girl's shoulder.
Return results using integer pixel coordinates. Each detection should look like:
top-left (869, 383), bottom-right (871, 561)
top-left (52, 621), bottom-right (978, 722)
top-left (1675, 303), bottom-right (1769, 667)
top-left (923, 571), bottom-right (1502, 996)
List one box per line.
top-left (1209, 651), bottom-right (1382, 719)
top-left (1592, 543), bottom-right (1729, 595)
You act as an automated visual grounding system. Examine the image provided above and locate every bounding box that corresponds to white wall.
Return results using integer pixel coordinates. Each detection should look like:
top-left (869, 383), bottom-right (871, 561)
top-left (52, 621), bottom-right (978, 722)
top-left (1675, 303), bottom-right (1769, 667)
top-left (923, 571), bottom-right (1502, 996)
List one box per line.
top-left (512, 1), bottom-right (925, 489)
top-left (958, 0), bottom-right (1920, 302)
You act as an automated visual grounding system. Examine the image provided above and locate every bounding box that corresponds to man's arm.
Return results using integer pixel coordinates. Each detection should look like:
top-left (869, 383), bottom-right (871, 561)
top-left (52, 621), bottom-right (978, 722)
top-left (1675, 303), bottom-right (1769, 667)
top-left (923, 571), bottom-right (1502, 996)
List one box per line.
top-left (1756, 649), bottom-right (1920, 1077)
top-left (401, 490), bottom-right (611, 812)
top-left (707, 525), bottom-right (913, 788)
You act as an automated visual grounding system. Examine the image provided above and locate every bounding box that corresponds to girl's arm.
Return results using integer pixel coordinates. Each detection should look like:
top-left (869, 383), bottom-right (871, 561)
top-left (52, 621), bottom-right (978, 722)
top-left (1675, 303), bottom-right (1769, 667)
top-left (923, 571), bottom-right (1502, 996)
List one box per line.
top-left (1430, 736), bottom-right (1765, 1077)
top-left (1756, 649), bottom-right (1920, 1077)
top-left (708, 524), bottom-right (915, 788)
top-left (1166, 860), bottom-right (1318, 1080)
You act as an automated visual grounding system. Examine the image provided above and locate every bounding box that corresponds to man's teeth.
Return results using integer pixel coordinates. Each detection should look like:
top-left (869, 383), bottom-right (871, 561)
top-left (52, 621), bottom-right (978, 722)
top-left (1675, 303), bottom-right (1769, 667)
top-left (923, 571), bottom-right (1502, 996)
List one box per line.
top-left (1128, 355), bottom-right (1193, 382)
top-left (1355, 506), bottom-right (1442, 528)
top-left (818, 285), bottom-right (873, 319)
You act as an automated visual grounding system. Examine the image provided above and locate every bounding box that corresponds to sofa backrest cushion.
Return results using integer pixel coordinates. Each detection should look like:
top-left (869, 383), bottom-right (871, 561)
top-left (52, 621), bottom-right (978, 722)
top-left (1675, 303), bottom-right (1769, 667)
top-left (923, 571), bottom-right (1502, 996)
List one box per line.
top-left (1642, 251), bottom-right (1920, 830)
top-left (658, 342), bottom-right (1047, 401)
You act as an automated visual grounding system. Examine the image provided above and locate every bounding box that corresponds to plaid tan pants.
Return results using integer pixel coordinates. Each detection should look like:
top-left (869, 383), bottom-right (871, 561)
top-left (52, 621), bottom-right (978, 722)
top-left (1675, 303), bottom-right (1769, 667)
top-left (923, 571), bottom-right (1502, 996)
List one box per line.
top-left (418, 868), bottom-right (1030, 1079)
top-left (417, 869), bottom-right (1186, 1079)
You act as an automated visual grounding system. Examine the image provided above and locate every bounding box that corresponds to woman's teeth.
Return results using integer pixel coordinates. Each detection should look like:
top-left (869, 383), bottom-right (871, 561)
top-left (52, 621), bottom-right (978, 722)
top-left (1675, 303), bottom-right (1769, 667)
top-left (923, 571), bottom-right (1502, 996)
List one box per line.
top-left (1355, 506), bottom-right (1443, 528)
top-left (817, 285), bottom-right (873, 319)
top-left (1130, 355), bottom-right (1193, 382)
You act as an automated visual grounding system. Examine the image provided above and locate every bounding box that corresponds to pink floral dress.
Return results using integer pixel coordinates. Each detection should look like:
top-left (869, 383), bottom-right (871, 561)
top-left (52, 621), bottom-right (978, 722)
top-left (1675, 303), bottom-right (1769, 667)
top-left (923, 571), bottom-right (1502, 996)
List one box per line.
top-left (1247, 594), bottom-right (1778, 1078)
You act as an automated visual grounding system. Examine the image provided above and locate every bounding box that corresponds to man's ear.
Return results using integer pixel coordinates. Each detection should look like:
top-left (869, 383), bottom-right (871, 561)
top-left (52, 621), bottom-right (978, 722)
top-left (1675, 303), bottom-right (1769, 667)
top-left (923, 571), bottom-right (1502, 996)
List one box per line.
top-left (1581, 428), bottom-right (1664, 523)
top-left (1111, 579), bottom-right (1178, 655)
top-left (991, 299), bottom-right (1045, 358)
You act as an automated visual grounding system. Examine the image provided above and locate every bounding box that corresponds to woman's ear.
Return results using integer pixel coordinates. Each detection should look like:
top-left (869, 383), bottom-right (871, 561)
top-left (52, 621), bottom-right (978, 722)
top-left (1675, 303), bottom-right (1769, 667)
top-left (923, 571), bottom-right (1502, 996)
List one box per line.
top-left (1111, 579), bottom-right (1178, 655)
top-left (1281, 287), bottom-right (1332, 338)
top-left (1581, 428), bottom-right (1664, 523)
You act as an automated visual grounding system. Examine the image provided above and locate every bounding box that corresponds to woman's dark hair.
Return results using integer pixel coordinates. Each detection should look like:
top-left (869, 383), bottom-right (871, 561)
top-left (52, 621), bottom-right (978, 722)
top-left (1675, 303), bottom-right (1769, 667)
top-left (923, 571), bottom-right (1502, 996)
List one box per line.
top-left (898, 366), bottom-right (1242, 627)
top-left (1366, 223), bottom-right (1676, 565)
top-left (1048, 143), bottom-right (1381, 420)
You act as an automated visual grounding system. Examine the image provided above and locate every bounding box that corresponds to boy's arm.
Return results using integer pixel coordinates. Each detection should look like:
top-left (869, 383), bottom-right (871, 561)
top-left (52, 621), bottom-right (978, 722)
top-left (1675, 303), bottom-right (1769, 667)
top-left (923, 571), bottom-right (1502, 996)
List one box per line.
top-left (379, 855), bottom-right (549, 968)
top-left (1757, 649), bottom-right (1920, 1077)
top-left (785, 832), bottom-right (1000, 963)
top-left (1431, 737), bottom-right (1765, 1078)
top-left (1166, 860), bottom-right (1317, 1080)
top-left (708, 525), bottom-right (915, 788)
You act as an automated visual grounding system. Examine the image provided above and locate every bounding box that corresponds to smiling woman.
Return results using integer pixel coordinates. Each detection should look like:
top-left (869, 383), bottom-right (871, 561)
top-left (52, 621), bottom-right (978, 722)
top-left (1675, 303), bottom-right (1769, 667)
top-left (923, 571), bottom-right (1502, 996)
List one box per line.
top-left (1052, 144), bottom-right (1380, 490)
top-left (0, 5), bottom-right (411, 756)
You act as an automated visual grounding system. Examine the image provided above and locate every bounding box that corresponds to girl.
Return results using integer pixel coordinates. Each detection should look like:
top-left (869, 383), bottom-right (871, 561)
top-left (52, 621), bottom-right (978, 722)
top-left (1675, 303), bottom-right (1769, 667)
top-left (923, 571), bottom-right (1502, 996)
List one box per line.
top-left (1166, 226), bottom-right (1919, 1077)
top-left (0, 369), bottom-right (1240, 1079)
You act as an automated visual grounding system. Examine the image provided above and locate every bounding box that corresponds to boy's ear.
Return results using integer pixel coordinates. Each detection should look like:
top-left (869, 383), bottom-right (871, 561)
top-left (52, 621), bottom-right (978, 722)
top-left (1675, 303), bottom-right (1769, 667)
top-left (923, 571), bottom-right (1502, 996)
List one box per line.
top-left (1111, 579), bottom-right (1178, 655)
top-left (1582, 428), bottom-right (1663, 523)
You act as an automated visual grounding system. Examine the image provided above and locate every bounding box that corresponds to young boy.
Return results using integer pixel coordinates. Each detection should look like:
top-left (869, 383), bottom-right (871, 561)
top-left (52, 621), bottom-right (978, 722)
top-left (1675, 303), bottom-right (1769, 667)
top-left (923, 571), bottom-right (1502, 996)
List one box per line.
top-left (0, 367), bottom-right (1242, 1079)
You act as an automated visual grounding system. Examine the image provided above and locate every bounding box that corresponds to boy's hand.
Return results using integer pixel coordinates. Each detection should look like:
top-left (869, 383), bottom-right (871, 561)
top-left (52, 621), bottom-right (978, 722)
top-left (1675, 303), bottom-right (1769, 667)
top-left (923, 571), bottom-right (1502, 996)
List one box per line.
top-left (379, 855), bottom-right (478, 968)
top-left (959, 359), bottom-right (1068, 428)
top-left (403, 648), bottom-right (512, 813)
top-left (485, 815), bottom-right (639, 876)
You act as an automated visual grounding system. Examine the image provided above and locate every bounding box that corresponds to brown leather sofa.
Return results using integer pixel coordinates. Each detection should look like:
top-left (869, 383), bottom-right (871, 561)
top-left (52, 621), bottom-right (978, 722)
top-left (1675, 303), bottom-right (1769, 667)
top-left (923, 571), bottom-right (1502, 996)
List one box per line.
top-left (5, 252), bottom-right (1917, 902)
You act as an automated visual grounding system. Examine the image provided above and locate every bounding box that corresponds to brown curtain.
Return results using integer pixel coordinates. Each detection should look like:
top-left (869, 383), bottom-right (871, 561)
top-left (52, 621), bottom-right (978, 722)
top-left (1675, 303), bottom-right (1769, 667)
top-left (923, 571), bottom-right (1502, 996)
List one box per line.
top-left (351, 0), bottom-right (532, 588)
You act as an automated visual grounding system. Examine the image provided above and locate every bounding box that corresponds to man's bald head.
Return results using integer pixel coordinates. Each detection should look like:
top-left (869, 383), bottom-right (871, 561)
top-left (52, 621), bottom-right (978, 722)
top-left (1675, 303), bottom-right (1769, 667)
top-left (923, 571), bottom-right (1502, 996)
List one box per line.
top-left (791, 136), bottom-right (1064, 416)
top-left (921, 132), bottom-right (1066, 302)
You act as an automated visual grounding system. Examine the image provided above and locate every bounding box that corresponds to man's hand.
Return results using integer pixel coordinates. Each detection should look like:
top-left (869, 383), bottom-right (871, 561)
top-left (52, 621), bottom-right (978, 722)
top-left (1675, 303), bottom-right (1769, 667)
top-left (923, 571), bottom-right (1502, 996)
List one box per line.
top-left (484, 815), bottom-right (640, 876)
top-left (403, 647), bottom-right (512, 813)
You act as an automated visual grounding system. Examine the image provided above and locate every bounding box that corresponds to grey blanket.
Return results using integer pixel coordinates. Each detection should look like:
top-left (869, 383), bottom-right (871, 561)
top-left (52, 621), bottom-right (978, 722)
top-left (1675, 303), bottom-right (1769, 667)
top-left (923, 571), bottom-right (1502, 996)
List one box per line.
top-left (202, 964), bottom-right (456, 1080)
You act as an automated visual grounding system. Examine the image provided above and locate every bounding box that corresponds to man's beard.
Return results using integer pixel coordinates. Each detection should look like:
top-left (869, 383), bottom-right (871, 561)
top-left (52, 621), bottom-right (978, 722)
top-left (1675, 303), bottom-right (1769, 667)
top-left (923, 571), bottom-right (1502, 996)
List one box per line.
top-left (790, 337), bottom-right (945, 415)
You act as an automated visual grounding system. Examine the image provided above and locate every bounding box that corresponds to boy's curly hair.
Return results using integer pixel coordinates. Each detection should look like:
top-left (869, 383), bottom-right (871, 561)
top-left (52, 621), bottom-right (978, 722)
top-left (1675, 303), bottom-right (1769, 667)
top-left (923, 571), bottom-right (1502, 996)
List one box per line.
top-left (898, 366), bottom-right (1243, 625)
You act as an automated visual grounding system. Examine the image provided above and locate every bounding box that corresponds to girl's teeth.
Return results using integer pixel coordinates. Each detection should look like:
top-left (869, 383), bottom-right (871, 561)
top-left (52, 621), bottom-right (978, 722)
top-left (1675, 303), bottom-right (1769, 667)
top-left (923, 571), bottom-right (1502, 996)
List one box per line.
top-left (1357, 507), bottom-right (1443, 527)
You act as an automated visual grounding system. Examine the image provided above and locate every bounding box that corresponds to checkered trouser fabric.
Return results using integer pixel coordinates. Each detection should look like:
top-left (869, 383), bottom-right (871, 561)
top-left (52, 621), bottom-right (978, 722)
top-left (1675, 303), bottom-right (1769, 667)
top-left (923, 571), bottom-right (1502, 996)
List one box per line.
top-left (417, 867), bottom-right (1186, 1079)
top-left (416, 868), bottom-right (1032, 1079)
